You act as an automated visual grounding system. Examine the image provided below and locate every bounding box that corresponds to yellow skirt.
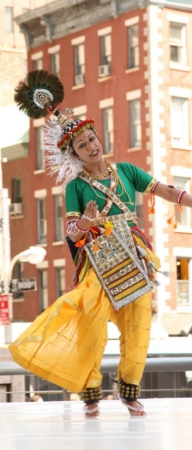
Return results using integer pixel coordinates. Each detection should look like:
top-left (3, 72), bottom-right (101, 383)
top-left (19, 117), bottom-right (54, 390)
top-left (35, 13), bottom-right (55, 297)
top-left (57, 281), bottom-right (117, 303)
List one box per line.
top-left (9, 268), bottom-right (116, 392)
top-left (9, 239), bottom-right (159, 393)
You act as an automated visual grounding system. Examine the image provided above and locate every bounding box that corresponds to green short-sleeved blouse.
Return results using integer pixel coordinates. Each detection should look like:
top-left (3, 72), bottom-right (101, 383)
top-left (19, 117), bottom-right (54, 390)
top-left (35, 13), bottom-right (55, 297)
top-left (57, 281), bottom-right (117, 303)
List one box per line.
top-left (65, 162), bottom-right (156, 219)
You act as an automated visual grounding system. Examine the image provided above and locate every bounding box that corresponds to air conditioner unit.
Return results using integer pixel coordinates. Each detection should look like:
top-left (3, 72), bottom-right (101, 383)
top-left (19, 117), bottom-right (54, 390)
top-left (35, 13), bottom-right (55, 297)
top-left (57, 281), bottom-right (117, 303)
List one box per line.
top-left (98, 64), bottom-right (110, 77)
top-left (75, 73), bottom-right (84, 85)
top-left (10, 203), bottom-right (22, 215)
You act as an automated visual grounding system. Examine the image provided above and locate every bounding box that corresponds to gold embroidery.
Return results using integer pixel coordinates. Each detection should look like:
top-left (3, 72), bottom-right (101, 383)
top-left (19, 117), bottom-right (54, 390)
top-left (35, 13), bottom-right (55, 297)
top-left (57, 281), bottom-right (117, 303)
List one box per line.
top-left (143, 178), bottom-right (158, 194)
top-left (66, 212), bottom-right (82, 219)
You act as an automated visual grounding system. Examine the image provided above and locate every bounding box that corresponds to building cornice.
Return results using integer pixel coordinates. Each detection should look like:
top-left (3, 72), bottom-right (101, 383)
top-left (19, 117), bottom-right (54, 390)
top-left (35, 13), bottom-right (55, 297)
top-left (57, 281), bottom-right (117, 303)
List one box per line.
top-left (14, 0), bottom-right (192, 50)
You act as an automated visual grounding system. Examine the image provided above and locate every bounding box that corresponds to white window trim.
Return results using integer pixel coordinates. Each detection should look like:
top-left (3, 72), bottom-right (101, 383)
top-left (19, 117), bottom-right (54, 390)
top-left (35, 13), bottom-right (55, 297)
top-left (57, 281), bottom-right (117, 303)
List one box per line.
top-left (168, 87), bottom-right (191, 98)
top-left (53, 259), bottom-right (66, 267)
top-left (124, 16), bottom-right (139, 27)
top-left (31, 51), bottom-right (43, 60)
top-left (36, 260), bottom-right (48, 269)
top-left (167, 13), bottom-right (189, 24)
top-left (48, 45), bottom-right (60, 54)
top-left (97, 26), bottom-right (112, 36)
top-left (33, 118), bottom-right (45, 127)
top-left (51, 186), bottom-right (62, 195)
top-left (170, 96), bottom-right (189, 148)
top-left (126, 89), bottom-right (141, 101)
top-left (171, 166), bottom-right (192, 177)
top-left (99, 98), bottom-right (114, 109)
top-left (173, 248), bottom-right (192, 257)
top-left (73, 105), bottom-right (87, 116)
top-left (71, 36), bottom-right (85, 45)
top-left (34, 189), bottom-right (47, 198)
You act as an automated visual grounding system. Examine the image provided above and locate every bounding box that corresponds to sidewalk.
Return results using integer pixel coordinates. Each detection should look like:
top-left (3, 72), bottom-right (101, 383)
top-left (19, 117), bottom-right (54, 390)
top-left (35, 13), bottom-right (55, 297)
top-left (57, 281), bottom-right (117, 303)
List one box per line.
top-left (1, 398), bottom-right (192, 450)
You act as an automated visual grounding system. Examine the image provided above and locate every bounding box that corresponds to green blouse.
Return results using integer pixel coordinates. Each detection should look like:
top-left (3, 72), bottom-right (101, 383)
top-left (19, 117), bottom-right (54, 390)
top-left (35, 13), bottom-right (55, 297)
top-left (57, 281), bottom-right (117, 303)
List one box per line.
top-left (65, 162), bottom-right (156, 219)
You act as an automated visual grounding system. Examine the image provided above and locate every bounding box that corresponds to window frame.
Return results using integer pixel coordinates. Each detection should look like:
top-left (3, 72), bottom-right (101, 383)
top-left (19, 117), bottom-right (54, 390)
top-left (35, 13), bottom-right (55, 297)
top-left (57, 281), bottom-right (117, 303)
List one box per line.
top-left (38, 269), bottom-right (48, 313)
top-left (102, 107), bottom-right (114, 155)
top-left (56, 267), bottom-right (65, 298)
top-left (171, 96), bottom-right (189, 147)
top-left (170, 21), bottom-right (187, 66)
top-left (50, 52), bottom-right (60, 76)
top-left (128, 24), bottom-right (139, 69)
top-left (129, 98), bottom-right (141, 148)
top-left (35, 126), bottom-right (45, 170)
top-left (100, 34), bottom-right (111, 68)
top-left (54, 194), bottom-right (64, 242)
top-left (37, 198), bottom-right (47, 244)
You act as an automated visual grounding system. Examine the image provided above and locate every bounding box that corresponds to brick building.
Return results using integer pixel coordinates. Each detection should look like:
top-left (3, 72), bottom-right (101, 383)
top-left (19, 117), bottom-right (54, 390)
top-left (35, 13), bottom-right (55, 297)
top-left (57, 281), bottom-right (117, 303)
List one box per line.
top-left (2, 0), bottom-right (192, 334)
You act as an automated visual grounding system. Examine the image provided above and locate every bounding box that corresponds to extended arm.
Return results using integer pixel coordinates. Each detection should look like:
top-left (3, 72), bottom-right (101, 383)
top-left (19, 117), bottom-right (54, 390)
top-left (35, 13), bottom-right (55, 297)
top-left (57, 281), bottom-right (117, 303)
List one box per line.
top-left (154, 183), bottom-right (192, 208)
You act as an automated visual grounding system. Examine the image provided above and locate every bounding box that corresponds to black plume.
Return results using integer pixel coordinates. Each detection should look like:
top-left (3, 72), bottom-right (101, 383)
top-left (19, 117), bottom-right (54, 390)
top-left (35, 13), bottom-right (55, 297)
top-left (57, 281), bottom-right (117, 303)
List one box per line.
top-left (14, 70), bottom-right (64, 118)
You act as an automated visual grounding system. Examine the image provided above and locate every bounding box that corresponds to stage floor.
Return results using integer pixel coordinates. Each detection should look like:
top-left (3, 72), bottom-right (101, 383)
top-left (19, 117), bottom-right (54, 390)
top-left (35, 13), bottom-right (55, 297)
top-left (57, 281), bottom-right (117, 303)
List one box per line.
top-left (1, 398), bottom-right (192, 450)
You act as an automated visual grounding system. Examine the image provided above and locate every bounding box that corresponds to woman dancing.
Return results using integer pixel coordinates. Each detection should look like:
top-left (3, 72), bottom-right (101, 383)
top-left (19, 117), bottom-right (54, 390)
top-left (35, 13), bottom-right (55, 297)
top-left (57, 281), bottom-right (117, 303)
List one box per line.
top-left (9, 70), bottom-right (192, 417)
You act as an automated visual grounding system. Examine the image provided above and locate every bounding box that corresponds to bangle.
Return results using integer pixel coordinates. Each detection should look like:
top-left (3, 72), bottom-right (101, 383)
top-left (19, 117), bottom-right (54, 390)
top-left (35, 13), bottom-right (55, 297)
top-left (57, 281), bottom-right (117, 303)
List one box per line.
top-left (177, 190), bottom-right (186, 204)
top-left (151, 181), bottom-right (160, 193)
top-left (81, 214), bottom-right (94, 222)
top-left (76, 220), bottom-right (89, 233)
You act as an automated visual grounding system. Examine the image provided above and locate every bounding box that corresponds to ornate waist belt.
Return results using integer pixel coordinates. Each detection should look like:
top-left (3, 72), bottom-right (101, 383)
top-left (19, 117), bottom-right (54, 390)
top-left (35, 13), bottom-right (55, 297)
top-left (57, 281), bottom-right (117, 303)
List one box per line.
top-left (93, 210), bottom-right (138, 227)
top-left (84, 218), bottom-right (153, 310)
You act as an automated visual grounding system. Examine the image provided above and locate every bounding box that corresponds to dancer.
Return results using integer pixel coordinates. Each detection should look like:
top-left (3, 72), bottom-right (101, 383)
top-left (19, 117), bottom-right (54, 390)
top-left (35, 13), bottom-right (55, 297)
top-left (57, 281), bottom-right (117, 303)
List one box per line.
top-left (9, 70), bottom-right (192, 417)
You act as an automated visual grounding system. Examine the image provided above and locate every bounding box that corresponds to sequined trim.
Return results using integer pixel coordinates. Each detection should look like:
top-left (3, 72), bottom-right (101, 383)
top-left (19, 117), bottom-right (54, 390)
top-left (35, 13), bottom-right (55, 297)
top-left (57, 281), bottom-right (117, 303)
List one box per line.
top-left (143, 178), bottom-right (159, 194)
top-left (84, 219), bottom-right (152, 310)
top-left (65, 211), bottom-right (82, 218)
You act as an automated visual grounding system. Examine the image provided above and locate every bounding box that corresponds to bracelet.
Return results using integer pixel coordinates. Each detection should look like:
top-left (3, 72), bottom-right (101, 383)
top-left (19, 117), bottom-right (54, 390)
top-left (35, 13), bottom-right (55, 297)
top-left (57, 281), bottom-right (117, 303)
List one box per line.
top-left (81, 214), bottom-right (94, 222)
top-left (151, 181), bottom-right (160, 193)
top-left (66, 219), bottom-right (79, 235)
top-left (76, 220), bottom-right (89, 233)
top-left (177, 190), bottom-right (186, 204)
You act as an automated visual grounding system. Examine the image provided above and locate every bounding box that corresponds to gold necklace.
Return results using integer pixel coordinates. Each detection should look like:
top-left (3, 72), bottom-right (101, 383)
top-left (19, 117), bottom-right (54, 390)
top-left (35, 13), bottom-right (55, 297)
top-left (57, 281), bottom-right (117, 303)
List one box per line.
top-left (82, 160), bottom-right (111, 180)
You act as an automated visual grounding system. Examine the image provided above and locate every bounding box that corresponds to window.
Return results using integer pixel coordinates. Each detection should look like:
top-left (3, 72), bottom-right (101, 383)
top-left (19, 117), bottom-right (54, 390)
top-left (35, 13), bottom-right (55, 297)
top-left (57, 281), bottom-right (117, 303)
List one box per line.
top-left (171, 97), bottom-right (188, 146)
top-left (100, 34), bottom-right (111, 68)
top-left (54, 194), bottom-right (63, 241)
top-left (12, 262), bottom-right (23, 300)
top-left (37, 198), bottom-right (47, 244)
top-left (5, 7), bottom-right (13, 32)
top-left (12, 178), bottom-right (22, 203)
top-left (102, 107), bottom-right (114, 154)
top-left (33, 59), bottom-right (43, 70)
top-left (170, 22), bottom-right (186, 65)
top-left (56, 267), bottom-right (65, 298)
top-left (50, 53), bottom-right (59, 76)
top-left (36, 126), bottom-right (44, 170)
top-left (74, 44), bottom-right (85, 85)
top-left (39, 270), bottom-right (48, 312)
top-left (173, 176), bottom-right (191, 229)
top-left (128, 24), bottom-right (139, 69)
top-left (135, 192), bottom-right (143, 229)
top-left (177, 258), bottom-right (190, 306)
top-left (129, 99), bottom-right (141, 148)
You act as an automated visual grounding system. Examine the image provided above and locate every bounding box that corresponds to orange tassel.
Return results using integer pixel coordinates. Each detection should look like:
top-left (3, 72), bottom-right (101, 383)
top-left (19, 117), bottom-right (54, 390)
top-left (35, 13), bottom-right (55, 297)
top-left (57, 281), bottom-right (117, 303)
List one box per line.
top-left (149, 192), bottom-right (155, 214)
top-left (75, 235), bottom-right (87, 248)
top-left (167, 204), bottom-right (183, 228)
top-left (105, 227), bottom-right (113, 236)
top-left (93, 241), bottom-right (99, 251)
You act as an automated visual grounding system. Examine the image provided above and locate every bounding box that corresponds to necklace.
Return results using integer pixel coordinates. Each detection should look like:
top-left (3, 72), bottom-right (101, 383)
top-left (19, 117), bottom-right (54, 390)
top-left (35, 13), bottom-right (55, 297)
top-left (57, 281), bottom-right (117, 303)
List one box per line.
top-left (82, 160), bottom-right (112, 180)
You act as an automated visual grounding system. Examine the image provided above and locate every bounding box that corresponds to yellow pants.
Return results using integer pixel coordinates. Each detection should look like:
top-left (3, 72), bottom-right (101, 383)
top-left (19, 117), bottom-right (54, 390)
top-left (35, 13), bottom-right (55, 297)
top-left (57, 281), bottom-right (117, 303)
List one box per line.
top-left (9, 267), bottom-right (152, 393)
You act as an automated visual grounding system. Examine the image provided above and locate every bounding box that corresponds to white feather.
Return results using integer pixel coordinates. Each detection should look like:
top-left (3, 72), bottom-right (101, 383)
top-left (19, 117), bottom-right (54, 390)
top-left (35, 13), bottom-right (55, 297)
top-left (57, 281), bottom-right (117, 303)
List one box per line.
top-left (43, 122), bottom-right (83, 194)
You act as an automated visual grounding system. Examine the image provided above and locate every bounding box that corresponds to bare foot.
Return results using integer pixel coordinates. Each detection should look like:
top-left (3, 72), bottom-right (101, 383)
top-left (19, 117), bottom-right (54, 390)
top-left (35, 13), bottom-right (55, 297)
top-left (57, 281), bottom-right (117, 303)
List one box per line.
top-left (126, 400), bottom-right (146, 417)
top-left (84, 403), bottom-right (99, 417)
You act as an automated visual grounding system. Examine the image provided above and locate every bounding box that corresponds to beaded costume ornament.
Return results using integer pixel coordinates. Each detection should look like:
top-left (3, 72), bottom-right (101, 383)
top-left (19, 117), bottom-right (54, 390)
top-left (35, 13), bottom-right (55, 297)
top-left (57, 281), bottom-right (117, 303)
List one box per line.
top-left (14, 70), bottom-right (95, 191)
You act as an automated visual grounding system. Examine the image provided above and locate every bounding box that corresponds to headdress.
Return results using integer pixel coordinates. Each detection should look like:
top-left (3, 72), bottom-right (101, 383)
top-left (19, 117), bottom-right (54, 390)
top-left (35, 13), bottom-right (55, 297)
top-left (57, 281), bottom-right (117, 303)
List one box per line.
top-left (14, 70), bottom-right (95, 191)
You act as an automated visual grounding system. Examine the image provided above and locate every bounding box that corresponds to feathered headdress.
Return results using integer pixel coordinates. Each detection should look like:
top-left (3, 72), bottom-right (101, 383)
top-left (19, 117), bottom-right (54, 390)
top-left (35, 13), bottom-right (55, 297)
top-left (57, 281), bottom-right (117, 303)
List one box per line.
top-left (14, 70), bottom-right (95, 191)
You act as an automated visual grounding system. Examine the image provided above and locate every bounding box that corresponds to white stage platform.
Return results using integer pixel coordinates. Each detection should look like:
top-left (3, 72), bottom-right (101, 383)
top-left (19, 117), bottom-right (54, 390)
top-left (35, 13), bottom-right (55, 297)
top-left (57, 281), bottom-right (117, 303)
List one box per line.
top-left (1, 399), bottom-right (192, 450)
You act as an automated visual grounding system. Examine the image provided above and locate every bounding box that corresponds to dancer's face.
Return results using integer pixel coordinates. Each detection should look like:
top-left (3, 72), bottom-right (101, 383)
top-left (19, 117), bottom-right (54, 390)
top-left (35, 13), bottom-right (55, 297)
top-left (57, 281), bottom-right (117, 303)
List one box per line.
top-left (72, 129), bottom-right (103, 164)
